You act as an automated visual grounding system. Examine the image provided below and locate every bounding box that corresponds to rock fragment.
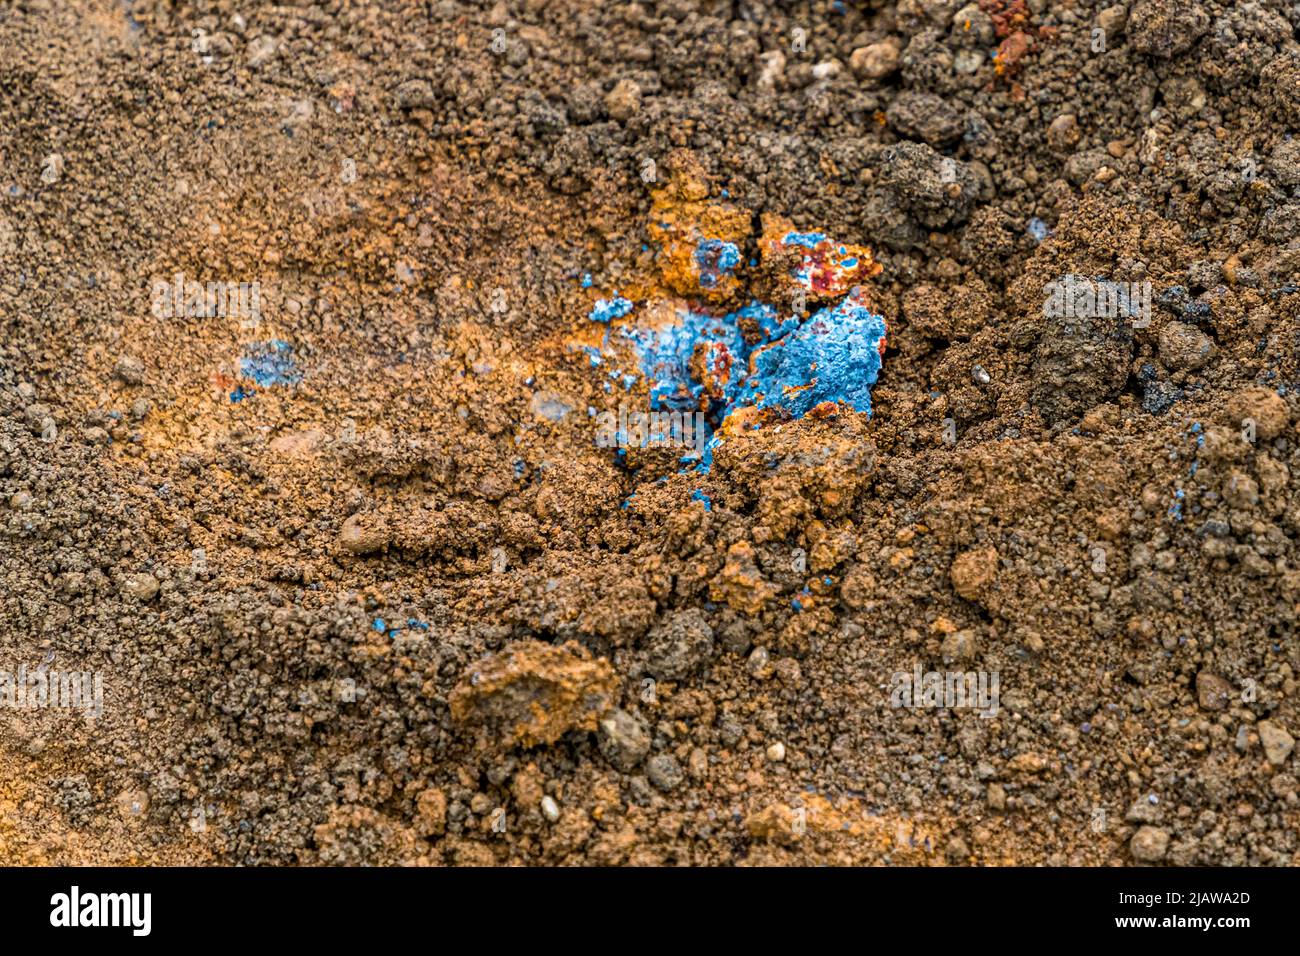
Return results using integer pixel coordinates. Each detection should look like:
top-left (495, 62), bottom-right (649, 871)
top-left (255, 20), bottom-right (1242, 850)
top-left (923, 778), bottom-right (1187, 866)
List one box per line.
top-left (1195, 673), bottom-right (1232, 711)
top-left (604, 79), bottom-right (641, 121)
top-left (646, 754), bottom-right (684, 792)
top-left (951, 546), bottom-right (998, 601)
top-left (597, 708), bottom-right (650, 771)
top-left (1031, 308), bottom-right (1133, 425)
top-left (886, 91), bottom-right (964, 146)
top-left (1158, 322), bottom-right (1214, 371)
top-left (121, 573), bottom-right (159, 602)
top-left (877, 141), bottom-right (980, 229)
top-left (1259, 721), bottom-right (1295, 767)
top-left (1128, 0), bottom-right (1209, 58)
top-left (113, 354), bottom-right (145, 385)
top-left (642, 608), bottom-right (714, 680)
top-left (1130, 825), bottom-right (1169, 863)
top-left (338, 512), bottom-right (390, 555)
top-left (850, 40), bottom-right (900, 79)
top-left (449, 640), bottom-right (618, 748)
top-left (1225, 387), bottom-right (1288, 441)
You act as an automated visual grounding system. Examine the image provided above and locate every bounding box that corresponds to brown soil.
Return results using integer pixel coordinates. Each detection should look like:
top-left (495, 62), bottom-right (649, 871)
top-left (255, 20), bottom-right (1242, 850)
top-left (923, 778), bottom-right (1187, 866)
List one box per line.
top-left (2, 0), bottom-right (1299, 866)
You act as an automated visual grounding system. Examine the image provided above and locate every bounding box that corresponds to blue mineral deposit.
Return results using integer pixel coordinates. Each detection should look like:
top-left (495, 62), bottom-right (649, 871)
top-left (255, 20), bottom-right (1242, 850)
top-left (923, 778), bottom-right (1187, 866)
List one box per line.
top-left (694, 238), bottom-right (741, 289)
top-left (610, 293), bottom-right (886, 472)
top-left (239, 339), bottom-right (302, 387)
top-left (732, 295), bottom-right (886, 420)
top-left (783, 231), bottom-right (828, 248)
top-left (589, 296), bottom-right (634, 323)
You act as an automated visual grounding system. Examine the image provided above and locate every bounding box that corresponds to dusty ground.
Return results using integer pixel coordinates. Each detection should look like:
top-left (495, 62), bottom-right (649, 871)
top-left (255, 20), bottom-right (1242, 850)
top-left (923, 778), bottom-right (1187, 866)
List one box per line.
top-left (2, 0), bottom-right (1299, 865)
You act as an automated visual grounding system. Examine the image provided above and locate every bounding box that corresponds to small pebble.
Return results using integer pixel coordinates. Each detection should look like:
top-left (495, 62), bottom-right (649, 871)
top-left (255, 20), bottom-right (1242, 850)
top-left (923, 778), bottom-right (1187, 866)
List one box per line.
top-left (121, 572), bottom-right (160, 602)
top-left (605, 79), bottom-right (641, 122)
top-left (40, 153), bottom-right (64, 183)
top-left (540, 795), bottom-right (560, 823)
top-left (646, 754), bottom-right (684, 792)
top-left (849, 40), bottom-right (899, 79)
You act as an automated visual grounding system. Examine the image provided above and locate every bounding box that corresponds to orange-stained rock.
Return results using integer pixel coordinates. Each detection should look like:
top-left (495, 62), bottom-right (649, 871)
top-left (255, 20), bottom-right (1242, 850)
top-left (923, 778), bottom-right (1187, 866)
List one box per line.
top-left (449, 640), bottom-right (619, 748)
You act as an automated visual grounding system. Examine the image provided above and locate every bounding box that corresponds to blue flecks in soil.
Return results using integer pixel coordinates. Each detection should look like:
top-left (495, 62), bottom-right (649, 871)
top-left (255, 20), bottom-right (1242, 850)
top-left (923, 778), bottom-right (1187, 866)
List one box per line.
top-left (589, 295), bottom-right (634, 324)
top-left (1139, 362), bottom-right (1182, 415)
top-left (229, 385), bottom-right (255, 403)
top-left (783, 230), bottom-right (828, 249)
top-left (1168, 488), bottom-right (1185, 522)
top-left (1187, 422), bottom-right (1204, 478)
top-left (691, 489), bottom-right (712, 511)
top-left (239, 339), bottom-right (302, 388)
top-left (374, 616), bottom-right (430, 639)
top-left (695, 238), bottom-right (741, 289)
top-left (1027, 217), bottom-right (1051, 243)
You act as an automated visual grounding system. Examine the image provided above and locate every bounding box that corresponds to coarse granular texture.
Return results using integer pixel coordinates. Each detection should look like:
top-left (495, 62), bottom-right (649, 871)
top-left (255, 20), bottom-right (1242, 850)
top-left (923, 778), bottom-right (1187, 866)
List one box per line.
top-left (2, 0), bottom-right (1300, 867)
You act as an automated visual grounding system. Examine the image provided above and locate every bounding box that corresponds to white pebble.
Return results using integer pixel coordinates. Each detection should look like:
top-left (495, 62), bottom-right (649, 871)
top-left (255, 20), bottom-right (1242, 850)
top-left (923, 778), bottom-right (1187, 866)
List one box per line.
top-left (40, 154), bottom-right (63, 184)
top-left (766, 742), bottom-right (786, 763)
top-left (540, 795), bottom-right (560, 823)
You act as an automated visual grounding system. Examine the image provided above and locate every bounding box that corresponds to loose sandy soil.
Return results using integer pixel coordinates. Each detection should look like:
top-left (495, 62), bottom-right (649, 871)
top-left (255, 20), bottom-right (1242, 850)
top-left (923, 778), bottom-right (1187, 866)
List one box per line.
top-left (2, 0), bottom-right (1299, 865)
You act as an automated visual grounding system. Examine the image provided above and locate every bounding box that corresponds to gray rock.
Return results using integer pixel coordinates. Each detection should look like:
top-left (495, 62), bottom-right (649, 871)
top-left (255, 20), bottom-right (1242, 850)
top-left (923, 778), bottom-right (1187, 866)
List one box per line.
top-left (646, 754), bottom-right (684, 792)
top-left (392, 79), bottom-right (436, 110)
top-left (1064, 148), bottom-right (1109, 186)
top-left (643, 608), bottom-right (714, 680)
top-left (597, 708), bottom-right (650, 771)
top-left (1125, 796), bottom-right (1162, 824)
top-left (1260, 203), bottom-right (1300, 244)
top-left (1267, 138), bottom-right (1300, 188)
top-left (1158, 322), bottom-right (1215, 371)
top-left (886, 91), bottom-right (964, 146)
top-left (245, 35), bottom-right (278, 69)
top-left (877, 141), bottom-right (980, 229)
top-left (113, 354), bottom-right (145, 386)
